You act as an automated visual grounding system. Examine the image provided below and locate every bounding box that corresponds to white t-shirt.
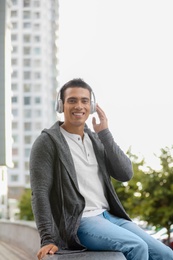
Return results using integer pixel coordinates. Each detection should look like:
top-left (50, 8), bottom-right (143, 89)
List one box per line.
top-left (60, 127), bottom-right (110, 217)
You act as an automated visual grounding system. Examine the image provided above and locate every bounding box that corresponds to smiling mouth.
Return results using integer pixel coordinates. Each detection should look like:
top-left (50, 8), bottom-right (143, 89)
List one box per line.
top-left (72, 112), bottom-right (84, 116)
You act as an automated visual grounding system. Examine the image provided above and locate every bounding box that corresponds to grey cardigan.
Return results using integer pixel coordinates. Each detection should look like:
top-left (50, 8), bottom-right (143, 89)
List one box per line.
top-left (30, 121), bottom-right (133, 250)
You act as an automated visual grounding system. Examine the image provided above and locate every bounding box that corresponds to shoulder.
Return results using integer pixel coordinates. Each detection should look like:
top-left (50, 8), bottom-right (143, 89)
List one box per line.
top-left (31, 122), bottom-right (61, 151)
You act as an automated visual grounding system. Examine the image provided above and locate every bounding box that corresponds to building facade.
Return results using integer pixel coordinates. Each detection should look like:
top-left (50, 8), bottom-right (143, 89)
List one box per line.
top-left (0, 0), bottom-right (12, 218)
top-left (9, 0), bottom-right (59, 199)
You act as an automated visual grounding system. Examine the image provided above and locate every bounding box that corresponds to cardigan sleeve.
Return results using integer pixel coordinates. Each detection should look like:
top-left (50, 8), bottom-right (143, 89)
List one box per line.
top-left (30, 133), bottom-right (58, 247)
top-left (97, 128), bottom-right (133, 182)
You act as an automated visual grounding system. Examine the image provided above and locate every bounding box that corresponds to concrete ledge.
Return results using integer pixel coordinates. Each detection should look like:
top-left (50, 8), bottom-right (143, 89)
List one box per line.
top-left (0, 240), bottom-right (32, 260)
top-left (0, 220), bottom-right (126, 259)
top-left (0, 220), bottom-right (40, 259)
top-left (43, 251), bottom-right (126, 260)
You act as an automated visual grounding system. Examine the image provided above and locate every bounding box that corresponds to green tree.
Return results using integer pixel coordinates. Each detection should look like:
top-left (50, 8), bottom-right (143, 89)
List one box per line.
top-left (112, 149), bottom-right (145, 218)
top-left (139, 146), bottom-right (173, 243)
top-left (112, 147), bottom-right (146, 219)
top-left (18, 189), bottom-right (34, 220)
top-left (112, 146), bottom-right (173, 244)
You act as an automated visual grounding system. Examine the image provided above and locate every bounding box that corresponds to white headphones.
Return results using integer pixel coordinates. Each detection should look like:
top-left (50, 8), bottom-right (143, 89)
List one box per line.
top-left (55, 88), bottom-right (96, 114)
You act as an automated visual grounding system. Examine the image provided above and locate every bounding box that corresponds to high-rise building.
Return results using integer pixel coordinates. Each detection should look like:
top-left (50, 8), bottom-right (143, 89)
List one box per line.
top-left (9, 0), bottom-right (59, 199)
top-left (0, 0), bottom-right (13, 218)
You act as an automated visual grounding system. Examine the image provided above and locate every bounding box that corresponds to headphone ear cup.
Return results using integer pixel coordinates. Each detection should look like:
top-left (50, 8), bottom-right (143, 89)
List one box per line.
top-left (56, 99), bottom-right (63, 113)
top-left (90, 101), bottom-right (96, 114)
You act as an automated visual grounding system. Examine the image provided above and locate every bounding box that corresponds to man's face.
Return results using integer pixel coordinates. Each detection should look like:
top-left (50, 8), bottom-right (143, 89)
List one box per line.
top-left (63, 87), bottom-right (91, 128)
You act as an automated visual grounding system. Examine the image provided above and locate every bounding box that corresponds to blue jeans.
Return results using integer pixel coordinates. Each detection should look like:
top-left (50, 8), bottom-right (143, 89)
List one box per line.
top-left (77, 211), bottom-right (173, 260)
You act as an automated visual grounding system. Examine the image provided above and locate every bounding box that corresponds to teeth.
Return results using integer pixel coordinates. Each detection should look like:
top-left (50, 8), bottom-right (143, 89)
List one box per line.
top-left (73, 113), bottom-right (83, 116)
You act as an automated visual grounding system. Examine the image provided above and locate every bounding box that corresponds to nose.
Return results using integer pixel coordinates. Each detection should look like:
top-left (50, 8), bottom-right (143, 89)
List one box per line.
top-left (74, 101), bottom-right (83, 110)
top-left (74, 105), bottom-right (82, 110)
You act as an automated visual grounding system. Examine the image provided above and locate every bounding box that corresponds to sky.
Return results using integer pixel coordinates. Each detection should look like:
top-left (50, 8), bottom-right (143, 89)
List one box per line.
top-left (58, 0), bottom-right (173, 169)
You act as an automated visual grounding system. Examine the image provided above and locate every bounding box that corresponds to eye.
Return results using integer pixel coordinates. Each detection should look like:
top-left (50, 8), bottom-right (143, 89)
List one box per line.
top-left (68, 98), bottom-right (76, 104)
top-left (82, 98), bottom-right (89, 104)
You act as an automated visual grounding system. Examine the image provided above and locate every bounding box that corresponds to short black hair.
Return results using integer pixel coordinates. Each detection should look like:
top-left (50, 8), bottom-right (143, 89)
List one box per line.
top-left (60, 78), bottom-right (93, 103)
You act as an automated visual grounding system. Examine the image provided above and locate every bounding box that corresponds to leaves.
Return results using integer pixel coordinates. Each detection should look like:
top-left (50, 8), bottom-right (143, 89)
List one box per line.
top-left (112, 145), bottom-right (173, 240)
top-left (18, 189), bottom-right (34, 220)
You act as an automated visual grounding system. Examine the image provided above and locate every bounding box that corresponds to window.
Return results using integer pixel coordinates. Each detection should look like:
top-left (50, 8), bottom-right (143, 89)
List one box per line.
top-left (23, 71), bottom-right (31, 79)
top-left (34, 122), bottom-right (41, 130)
top-left (11, 34), bottom-right (17, 41)
top-left (34, 12), bottom-right (40, 19)
top-left (13, 161), bottom-right (19, 168)
top-left (24, 162), bottom-right (29, 171)
top-left (33, 84), bottom-right (41, 91)
top-left (23, 0), bottom-right (31, 7)
top-left (11, 11), bottom-right (17, 17)
top-left (12, 122), bottom-right (18, 129)
top-left (33, 1), bottom-right (40, 7)
top-left (12, 58), bottom-right (18, 65)
top-left (12, 109), bottom-right (18, 117)
top-left (25, 148), bottom-right (31, 157)
top-left (25, 175), bottom-right (30, 184)
top-left (34, 109), bottom-right (41, 117)
top-left (11, 83), bottom-right (18, 90)
top-left (34, 97), bottom-right (41, 104)
top-left (34, 47), bottom-right (41, 55)
top-left (12, 0), bottom-right (18, 5)
top-left (34, 35), bottom-right (40, 42)
top-left (23, 59), bottom-right (31, 66)
top-left (24, 122), bottom-right (32, 131)
top-left (34, 59), bottom-right (41, 67)
top-left (12, 135), bottom-right (18, 143)
top-left (23, 22), bottom-right (31, 28)
top-left (24, 109), bottom-right (32, 118)
top-left (23, 11), bottom-right (31, 19)
top-left (12, 71), bottom-right (18, 78)
top-left (24, 135), bottom-right (32, 144)
top-left (34, 72), bottom-right (41, 79)
top-left (23, 34), bottom-right (31, 42)
top-left (12, 148), bottom-right (18, 156)
top-left (12, 22), bottom-right (18, 29)
top-left (24, 96), bottom-right (31, 105)
top-left (23, 83), bottom-right (31, 92)
top-left (23, 23), bottom-right (31, 28)
top-left (23, 47), bottom-right (31, 55)
top-left (11, 175), bottom-right (18, 182)
top-left (34, 23), bottom-right (40, 30)
top-left (12, 46), bottom-right (18, 53)
top-left (12, 96), bottom-right (18, 103)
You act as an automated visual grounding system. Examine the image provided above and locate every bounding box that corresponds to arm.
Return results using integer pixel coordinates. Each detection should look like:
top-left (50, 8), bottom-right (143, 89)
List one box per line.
top-left (92, 104), bottom-right (133, 182)
top-left (30, 133), bottom-right (58, 258)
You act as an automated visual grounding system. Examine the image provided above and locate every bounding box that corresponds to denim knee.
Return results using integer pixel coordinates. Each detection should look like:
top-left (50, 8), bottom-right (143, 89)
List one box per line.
top-left (126, 238), bottom-right (148, 260)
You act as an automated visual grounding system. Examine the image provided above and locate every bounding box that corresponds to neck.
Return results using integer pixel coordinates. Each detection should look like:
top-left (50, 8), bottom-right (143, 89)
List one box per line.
top-left (61, 123), bottom-right (84, 138)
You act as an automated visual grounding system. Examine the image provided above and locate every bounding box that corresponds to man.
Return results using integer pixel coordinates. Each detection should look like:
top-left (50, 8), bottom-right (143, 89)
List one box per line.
top-left (30, 78), bottom-right (173, 260)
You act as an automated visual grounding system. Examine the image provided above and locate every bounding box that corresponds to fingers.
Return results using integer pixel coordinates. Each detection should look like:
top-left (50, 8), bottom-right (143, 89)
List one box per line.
top-left (37, 244), bottom-right (58, 260)
top-left (96, 104), bottom-right (107, 119)
top-left (92, 116), bottom-right (96, 127)
top-left (96, 104), bottom-right (108, 125)
top-left (49, 245), bottom-right (58, 255)
top-left (92, 104), bottom-right (108, 133)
